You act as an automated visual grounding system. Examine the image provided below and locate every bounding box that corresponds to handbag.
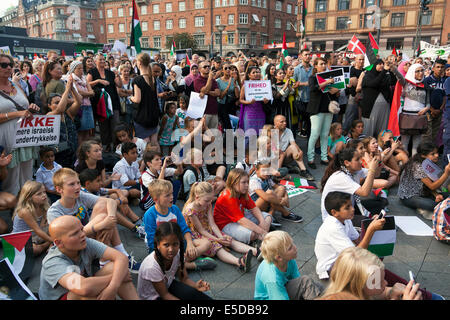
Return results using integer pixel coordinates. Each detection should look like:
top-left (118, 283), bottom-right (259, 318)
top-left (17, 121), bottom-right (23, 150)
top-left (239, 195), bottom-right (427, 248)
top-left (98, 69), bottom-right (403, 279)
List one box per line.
top-left (399, 112), bottom-right (427, 130)
top-left (328, 100), bottom-right (340, 114)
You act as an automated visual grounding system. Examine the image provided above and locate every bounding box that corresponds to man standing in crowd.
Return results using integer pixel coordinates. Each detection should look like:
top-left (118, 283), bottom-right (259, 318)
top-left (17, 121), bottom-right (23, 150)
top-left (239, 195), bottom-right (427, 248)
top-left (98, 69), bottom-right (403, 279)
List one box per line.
top-left (342, 54), bottom-right (365, 134)
top-left (194, 60), bottom-right (221, 129)
top-left (294, 49), bottom-right (313, 138)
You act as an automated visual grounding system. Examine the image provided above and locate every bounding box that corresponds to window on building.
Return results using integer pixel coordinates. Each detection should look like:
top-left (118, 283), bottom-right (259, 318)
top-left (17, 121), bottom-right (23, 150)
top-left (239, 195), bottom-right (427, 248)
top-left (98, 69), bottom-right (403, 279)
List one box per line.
top-left (286, 21), bottom-right (291, 30)
top-left (107, 9), bottom-right (113, 18)
top-left (275, 1), bottom-right (282, 11)
top-left (359, 13), bottom-right (371, 28)
top-left (195, 0), bottom-right (204, 9)
top-left (229, 0), bottom-right (235, 5)
top-left (333, 40), bottom-right (348, 51)
top-left (239, 32), bottom-right (247, 44)
top-left (216, 0), bottom-right (221, 7)
top-left (263, 0), bottom-right (267, 7)
top-left (227, 32), bottom-right (234, 44)
top-left (338, 0), bottom-right (350, 10)
top-left (179, 1), bottom-right (186, 11)
top-left (129, 7), bottom-right (133, 16)
top-left (228, 14), bottom-right (234, 24)
top-left (215, 33), bottom-right (221, 45)
top-left (336, 16), bottom-right (349, 30)
top-left (166, 3), bottom-right (172, 12)
top-left (153, 36), bottom-right (161, 48)
top-left (314, 18), bottom-right (326, 31)
top-left (261, 16), bottom-right (266, 26)
top-left (215, 15), bottom-right (221, 25)
top-left (99, 10), bottom-right (103, 19)
top-left (153, 4), bottom-right (159, 13)
top-left (274, 18), bottom-right (281, 28)
top-left (250, 32), bottom-right (257, 45)
top-left (154, 20), bottom-right (160, 30)
top-left (194, 34), bottom-right (205, 46)
top-left (287, 4), bottom-right (292, 13)
top-left (142, 21), bottom-right (148, 31)
top-left (386, 38), bottom-right (403, 50)
top-left (141, 5), bottom-right (147, 14)
top-left (420, 11), bottom-right (432, 25)
top-left (100, 25), bottom-right (104, 34)
top-left (391, 12), bottom-right (404, 27)
top-left (392, 0), bottom-right (406, 5)
top-left (195, 16), bottom-right (205, 27)
top-left (316, 0), bottom-right (327, 12)
top-left (179, 18), bottom-right (187, 28)
top-left (239, 14), bottom-right (248, 24)
top-left (312, 41), bottom-right (326, 51)
top-left (108, 24), bottom-right (114, 33)
top-left (119, 23), bottom-right (125, 33)
top-left (118, 7), bottom-right (124, 17)
top-left (86, 11), bottom-right (92, 19)
top-left (223, 0), bottom-right (228, 6)
top-left (240, 0), bottom-right (248, 5)
top-left (363, 0), bottom-right (376, 6)
top-left (87, 23), bottom-right (93, 32)
top-left (166, 19), bottom-right (173, 29)
top-left (141, 37), bottom-right (149, 48)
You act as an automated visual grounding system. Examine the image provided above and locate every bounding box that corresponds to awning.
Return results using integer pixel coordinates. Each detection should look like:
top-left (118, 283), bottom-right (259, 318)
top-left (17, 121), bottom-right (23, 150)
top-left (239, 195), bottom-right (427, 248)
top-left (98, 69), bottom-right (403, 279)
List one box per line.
top-left (87, 34), bottom-right (95, 39)
top-left (252, 14), bottom-right (260, 22)
top-left (72, 33), bottom-right (81, 37)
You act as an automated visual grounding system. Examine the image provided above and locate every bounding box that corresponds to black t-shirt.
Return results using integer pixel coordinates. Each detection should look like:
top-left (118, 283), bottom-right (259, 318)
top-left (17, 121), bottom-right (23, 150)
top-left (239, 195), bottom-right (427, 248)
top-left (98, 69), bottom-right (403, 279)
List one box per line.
top-left (348, 67), bottom-right (364, 97)
top-left (132, 75), bottom-right (161, 128)
top-left (88, 68), bottom-right (121, 110)
top-left (75, 159), bottom-right (105, 174)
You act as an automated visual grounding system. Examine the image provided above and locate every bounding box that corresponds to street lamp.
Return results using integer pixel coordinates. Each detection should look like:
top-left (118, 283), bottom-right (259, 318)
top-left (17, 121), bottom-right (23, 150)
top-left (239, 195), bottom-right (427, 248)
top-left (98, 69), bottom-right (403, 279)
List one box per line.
top-left (121, 3), bottom-right (128, 49)
top-left (215, 24), bottom-right (226, 57)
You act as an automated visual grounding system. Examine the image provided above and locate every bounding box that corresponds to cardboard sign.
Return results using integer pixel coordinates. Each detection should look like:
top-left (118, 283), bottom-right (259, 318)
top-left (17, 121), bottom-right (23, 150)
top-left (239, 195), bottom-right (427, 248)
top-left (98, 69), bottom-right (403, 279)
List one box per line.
top-left (422, 159), bottom-right (442, 182)
top-left (244, 80), bottom-right (273, 101)
top-left (316, 69), bottom-right (346, 93)
top-left (186, 92), bottom-right (208, 119)
top-left (331, 66), bottom-right (350, 85)
top-left (13, 115), bottom-right (61, 148)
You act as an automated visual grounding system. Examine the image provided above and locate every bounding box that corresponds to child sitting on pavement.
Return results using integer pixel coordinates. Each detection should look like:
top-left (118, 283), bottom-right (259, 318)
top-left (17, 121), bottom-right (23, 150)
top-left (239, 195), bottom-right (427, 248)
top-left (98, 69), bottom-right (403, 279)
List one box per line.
top-left (254, 230), bottom-right (323, 300)
top-left (35, 147), bottom-right (62, 203)
top-left (143, 179), bottom-right (216, 271)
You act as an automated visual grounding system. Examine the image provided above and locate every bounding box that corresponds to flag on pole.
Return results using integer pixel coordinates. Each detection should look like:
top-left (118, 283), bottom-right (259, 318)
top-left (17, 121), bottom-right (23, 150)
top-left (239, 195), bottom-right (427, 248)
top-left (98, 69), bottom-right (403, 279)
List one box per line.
top-left (368, 33), bottom-right (379, 55)
top-left (416, 42), bottom-right (421, 57)
top-left (279, 32), bottom-right (288, 68)
top-left (365, 33), bottom-right (379, 71)
top-left (0, 231), bottom-right (34, 281)
top-left (387, 79), bottom-right (403, 137)
top-left (170, 40), bottom-right (176, 58)
top-left (347, 35), bottom-right (374, 70)
top-left (130, 0), bottom-right (142, 54)
top-left (186, 51), bottom-right (191, 66)
top-left (392, 46), bottom-right (397, 56)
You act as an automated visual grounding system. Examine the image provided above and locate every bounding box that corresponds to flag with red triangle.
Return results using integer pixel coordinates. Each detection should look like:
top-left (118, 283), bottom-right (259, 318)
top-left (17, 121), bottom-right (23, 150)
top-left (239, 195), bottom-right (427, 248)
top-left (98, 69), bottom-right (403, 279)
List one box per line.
top-left (0, 231), bottom-right (34, 281)
top-left (368, 32), bottom-right (379, 55)
top-left (61, 50), bottom-right (66, 57)
top-left (280, 178), bottom-right (317, 189)
top-left (279, 33), bottom-right (288, 68)
top-left (392, 46), bottom-right (398, 56)
top-left (186, 51), bottom-right (191, 66)
top-left (388, 79), bottom-right (403, 137)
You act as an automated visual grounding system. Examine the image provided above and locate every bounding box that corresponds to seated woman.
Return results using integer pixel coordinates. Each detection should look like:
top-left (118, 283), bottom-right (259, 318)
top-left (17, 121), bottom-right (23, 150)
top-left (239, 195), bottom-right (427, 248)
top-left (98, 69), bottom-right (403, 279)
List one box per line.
top-left (377, 129), bottom-right (409, 173)
top-left (398, 141), bottom-right (450, 220)
top-left (344, 119), bottom-right (366, 144)
top-left (361, 136), bottom-right (398, 190)
top-left (321, 146), bottom-right (386, 226)
top-left (327, 122), bottom-right (346, 160)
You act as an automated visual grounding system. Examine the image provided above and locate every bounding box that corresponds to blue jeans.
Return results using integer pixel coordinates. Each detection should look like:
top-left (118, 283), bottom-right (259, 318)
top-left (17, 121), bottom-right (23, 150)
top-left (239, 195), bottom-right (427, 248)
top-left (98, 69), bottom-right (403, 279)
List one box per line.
top-left (307, 113), bottom-right (333, 162)
top-left (400, 196), bottom-right (436, 211)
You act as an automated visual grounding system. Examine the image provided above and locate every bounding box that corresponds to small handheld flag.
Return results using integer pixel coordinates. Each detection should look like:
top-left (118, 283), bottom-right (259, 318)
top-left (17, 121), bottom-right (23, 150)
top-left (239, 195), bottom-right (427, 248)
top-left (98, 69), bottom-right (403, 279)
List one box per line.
top-left (1, 231), bottom-right (34, 281)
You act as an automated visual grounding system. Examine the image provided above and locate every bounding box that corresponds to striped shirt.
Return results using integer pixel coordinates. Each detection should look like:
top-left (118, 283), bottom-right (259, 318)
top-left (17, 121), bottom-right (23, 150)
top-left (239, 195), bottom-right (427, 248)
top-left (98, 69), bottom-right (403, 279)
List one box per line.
top-left (433, 198), bottom-right (450, 241)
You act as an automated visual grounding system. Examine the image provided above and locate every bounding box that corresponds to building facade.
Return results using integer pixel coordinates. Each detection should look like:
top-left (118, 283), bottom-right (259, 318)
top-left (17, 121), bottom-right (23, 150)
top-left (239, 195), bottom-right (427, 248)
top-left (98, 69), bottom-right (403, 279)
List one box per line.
top-left (1, 0), bottom-right (106, 44)
top-left (101, 0), bottom-right (299, 57)
top-left (297, 0), bottom-right (447, 56)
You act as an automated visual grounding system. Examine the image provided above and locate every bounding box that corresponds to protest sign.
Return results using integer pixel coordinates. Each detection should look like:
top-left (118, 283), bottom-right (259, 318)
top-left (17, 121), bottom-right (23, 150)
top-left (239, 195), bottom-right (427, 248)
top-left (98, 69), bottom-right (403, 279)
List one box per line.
top-left (186, 92), bottom-right (208, 119)
top-left (244, 80), bottom-right (273, 101)
top-left (13, 115), bottom-right (61, 148)
top-left (419, 41), bottom-right (450, 59)
top-left (331, 66), bottom-right (350, 85)
top-left (316, 69), bottom-right (346, 93)
top-left (112, 40), bottom-right (127, 54)
top-left (422, 159), bottom-right (442, 182)
top-left (0, 46), bottom-right (11, 55)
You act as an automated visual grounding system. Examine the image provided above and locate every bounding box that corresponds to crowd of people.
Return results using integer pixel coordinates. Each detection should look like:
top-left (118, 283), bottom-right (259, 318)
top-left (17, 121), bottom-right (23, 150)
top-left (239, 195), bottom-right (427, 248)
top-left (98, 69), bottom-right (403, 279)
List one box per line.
top-left (0, 46), bottom-right (449, 301)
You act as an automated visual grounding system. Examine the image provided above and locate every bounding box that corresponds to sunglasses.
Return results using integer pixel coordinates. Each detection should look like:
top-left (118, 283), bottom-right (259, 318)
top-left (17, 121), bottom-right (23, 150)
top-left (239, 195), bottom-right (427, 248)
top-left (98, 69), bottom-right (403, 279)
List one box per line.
top-left (223, 67), bottom-right (230, 70)
top-left (381, 129), bottom-right (392, 137)
top-left (0, 62), bottom-right (13, 69)
top-left (202, 65), bottom-right (211, 69)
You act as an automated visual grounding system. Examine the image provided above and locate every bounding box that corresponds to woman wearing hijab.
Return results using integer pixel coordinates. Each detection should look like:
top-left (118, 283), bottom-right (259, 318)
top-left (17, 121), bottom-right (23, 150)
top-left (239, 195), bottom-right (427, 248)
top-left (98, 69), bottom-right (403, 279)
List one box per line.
top-left (392, 63), bottom-right (430, 155)
top-left (184, 64), bottom-right (199, 97)
top-left (361, 59), bottom-right (395, 138)
top-left (166, 65), bottom-right (186, 100)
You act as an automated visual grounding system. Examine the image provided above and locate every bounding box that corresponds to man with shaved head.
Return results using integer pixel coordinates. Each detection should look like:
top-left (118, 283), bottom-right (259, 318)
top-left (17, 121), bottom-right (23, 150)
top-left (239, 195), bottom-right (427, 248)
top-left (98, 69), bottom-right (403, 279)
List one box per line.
top-left (39, 216), bottom-right (139, 300)
top-left (342, 54), bottom-right (365, 134)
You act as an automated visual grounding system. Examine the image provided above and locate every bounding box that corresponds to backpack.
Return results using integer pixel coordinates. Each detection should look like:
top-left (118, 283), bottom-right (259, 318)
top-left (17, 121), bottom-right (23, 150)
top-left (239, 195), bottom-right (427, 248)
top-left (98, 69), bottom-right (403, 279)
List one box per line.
top-left (178, 165), bottom-right (205, 201)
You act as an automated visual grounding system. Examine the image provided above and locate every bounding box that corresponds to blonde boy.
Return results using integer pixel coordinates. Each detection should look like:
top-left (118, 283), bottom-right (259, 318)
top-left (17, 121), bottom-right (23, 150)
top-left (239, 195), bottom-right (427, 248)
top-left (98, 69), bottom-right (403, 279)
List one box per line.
top-left (254, 231), bottom-right (322, 300)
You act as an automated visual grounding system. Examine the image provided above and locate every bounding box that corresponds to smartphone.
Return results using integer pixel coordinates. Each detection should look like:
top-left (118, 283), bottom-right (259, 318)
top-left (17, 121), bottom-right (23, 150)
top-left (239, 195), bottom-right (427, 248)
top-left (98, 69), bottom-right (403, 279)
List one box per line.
top-left (377, 209), bottom-right (386, 220)
top-left (384, 140), bottom-right (391, 149)
top-left (408, 271), bottom-right (416, 284)
top-left (13, 68), bottom-right (20, 75)
top-left (447, 154), bottom-right (450, 164)
top-left (393, 136), bottom-right (399, 142)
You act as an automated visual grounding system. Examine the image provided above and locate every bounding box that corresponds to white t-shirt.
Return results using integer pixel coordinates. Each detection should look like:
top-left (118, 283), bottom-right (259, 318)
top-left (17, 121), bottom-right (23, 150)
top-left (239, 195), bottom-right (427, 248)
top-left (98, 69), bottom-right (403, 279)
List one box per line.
top-left (115, 138), bottom-right (147, 162)
top-left (141, 167), bottom-right (177, 189)
top-left (314, 215), bottom-right (359, 279)
top-left (320, 169), bottom-right (368, 221)
top-left (137, 251), bottom-right (180, 300)
top-left (279, 128), bottom-right (295, 152)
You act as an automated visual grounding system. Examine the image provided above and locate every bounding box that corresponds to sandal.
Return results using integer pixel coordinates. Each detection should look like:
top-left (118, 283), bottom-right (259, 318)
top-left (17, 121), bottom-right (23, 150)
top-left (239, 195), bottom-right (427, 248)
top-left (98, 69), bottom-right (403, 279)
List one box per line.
top-left (238, 250), bottom-right (253, 273)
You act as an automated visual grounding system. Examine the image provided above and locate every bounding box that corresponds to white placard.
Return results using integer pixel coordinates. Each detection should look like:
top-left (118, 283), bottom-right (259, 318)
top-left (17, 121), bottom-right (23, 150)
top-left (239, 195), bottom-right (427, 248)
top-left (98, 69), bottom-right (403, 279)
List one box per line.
top-left (186, 92), bottom-right (208, 119)
top-left (244, 80), bottom-right (273, 102)
top-left (0, 46), bottom-right (11, 55)
top-left (394, 216), bottom-right (433, 236)
top-left (13, 115), bottom-right (61, 148)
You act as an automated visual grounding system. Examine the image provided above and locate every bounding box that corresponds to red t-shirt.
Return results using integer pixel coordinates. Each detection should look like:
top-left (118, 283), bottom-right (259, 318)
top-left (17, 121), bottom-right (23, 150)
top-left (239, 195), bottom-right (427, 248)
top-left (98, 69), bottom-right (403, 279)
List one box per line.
top-left (213, 189), bottom-right (256, 230)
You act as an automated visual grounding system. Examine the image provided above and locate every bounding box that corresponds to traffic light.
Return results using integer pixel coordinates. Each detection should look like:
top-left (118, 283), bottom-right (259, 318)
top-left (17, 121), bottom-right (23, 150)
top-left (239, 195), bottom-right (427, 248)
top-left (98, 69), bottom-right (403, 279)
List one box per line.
top-left (420, 0), bottom-right (431, 11)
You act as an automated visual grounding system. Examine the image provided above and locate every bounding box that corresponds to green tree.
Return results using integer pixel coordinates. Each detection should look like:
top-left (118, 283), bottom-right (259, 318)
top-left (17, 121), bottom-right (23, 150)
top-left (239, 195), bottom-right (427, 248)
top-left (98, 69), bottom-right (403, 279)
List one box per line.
top-left (166, 33), bottom-right (198, 51)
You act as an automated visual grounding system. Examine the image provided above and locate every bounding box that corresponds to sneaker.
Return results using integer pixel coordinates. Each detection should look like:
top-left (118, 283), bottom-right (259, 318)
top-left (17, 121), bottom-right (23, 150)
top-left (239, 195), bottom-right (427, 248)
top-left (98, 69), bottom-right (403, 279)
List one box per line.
top-left (300, 170), bottom-right (315, 181)
top-left (417, 208), bottom-right (433, 221)
top-left (134, 225), bottom-right (146, 240)
top-left (238, 250), bottom-right (253, 273)
top-left (308, 162), bottom-right (317, 170)
top-left (281, 212), bottom-right (304, 223)
top-left (128, 255), bottom-right (141, 274)
top-left (271, 215), bottom-right (282, 228)
top-left (194, 257), bottom-right (217, 271)
top-left (255, 246), bottom-right (263, 262)
top-left (288, 166), bottom-right (301, 174)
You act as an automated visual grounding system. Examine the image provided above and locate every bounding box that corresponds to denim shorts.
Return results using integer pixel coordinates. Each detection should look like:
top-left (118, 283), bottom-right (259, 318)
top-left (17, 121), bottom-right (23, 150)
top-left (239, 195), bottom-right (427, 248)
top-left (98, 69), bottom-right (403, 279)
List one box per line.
top-left (79, 105), bottom-right (95, 131)
top-left (222, 209), bottom-right (270, 244)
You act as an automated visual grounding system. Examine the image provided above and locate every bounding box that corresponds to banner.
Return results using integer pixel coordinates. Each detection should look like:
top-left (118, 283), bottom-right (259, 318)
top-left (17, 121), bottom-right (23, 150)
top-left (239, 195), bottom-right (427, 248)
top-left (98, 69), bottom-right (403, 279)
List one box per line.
top-left (263, 42), bottom-right (296, 50)
top-left (331, 66), bottom-right (350, 85)
top-left (316, 69), bottom-right (346, 93)
top-left (0, 46), bottom-right (11, 55)
top-left (244, 80), bottom-right (273, 101)
top-left (419, 41), bottom-right (450, 59)
top-left (13, 115), bottom-right (61, 148)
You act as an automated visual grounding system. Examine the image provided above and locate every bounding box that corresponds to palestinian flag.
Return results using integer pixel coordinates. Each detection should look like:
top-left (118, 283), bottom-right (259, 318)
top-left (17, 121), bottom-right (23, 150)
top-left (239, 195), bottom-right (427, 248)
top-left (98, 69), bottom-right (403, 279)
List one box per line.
top-left (416, 42), bottom-right (421, 58)
top-left (361, 216), bottom-right (396, 257)
top-left (186, 51), bottom-right (191, 66)
top-left (388, 77), bottom-right (403, 136)
top-left (170, 40), bottom-right (176, 58)
top-left (368, 33), bottom-right (379, 55)
top-left (279, 33), bottom-right (288, 69)
top-left (280, 178), bottom-right (317, 189)
top-left (365, 33), bottom-right (379, 71)
top-left (130, 0), bottom-right (142, 54)
top-left (1, 231), bottom-right (34, 281)
top-left (392, 46), bottom-right (398, 56)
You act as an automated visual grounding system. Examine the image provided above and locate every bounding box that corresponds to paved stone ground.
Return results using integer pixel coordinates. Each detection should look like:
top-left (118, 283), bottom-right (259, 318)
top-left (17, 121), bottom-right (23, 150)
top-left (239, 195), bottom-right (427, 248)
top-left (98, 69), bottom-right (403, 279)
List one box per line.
top-left (1, 136), bottom-right (449, 299)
